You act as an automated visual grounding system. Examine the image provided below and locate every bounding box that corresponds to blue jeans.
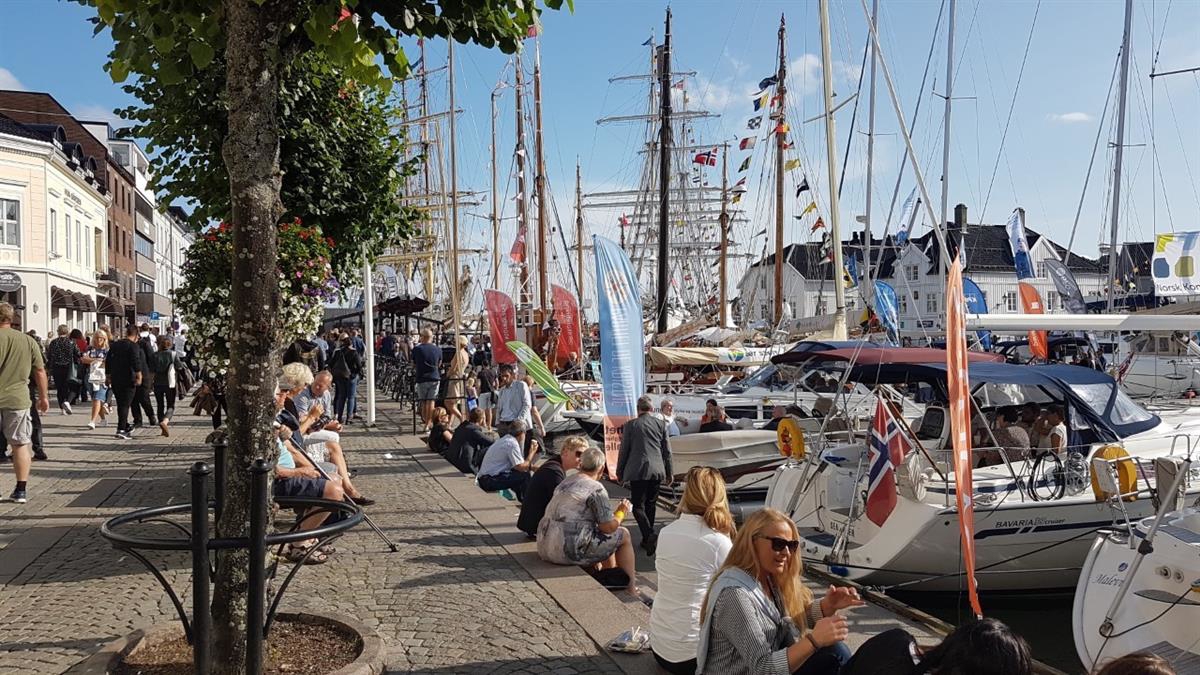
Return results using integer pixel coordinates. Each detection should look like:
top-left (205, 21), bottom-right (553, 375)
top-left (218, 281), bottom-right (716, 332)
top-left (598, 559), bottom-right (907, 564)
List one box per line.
top-left (794, 641), bottom-right (851, 675)
top-left (477, 470), bottom-right (530, 501)
top-left (333, 376), bottom-right (358, 422)
top-left (347, 375), bottom-right (358, 417)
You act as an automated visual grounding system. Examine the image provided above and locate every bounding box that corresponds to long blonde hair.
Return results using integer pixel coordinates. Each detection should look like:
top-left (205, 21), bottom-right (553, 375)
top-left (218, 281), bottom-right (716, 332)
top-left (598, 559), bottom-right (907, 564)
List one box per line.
top-left (92, 331), bottom-right (109, 349)
top-left (701, 508), bottom-right (812, 627)
top-left (678, 466), bottom-right (735, 537)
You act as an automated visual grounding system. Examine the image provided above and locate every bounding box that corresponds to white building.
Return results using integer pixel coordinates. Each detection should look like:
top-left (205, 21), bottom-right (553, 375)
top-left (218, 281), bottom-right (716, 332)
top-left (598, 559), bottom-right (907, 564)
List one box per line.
top-left (737, 222), bottom-right (1109, 339)
top-left (0, 117), bottom-right (108, 336)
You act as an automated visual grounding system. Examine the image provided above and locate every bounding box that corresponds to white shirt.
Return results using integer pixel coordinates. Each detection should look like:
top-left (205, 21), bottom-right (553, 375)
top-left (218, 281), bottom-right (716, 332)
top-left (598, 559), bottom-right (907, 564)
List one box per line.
top-left (478, 435), bottom-right (524, 477)
top-left (649, 513), bottom-right (733, 663)
top-left (496, 380), bottom-right (533, 428)
top-left (655, 412), bottom-right (680, 437)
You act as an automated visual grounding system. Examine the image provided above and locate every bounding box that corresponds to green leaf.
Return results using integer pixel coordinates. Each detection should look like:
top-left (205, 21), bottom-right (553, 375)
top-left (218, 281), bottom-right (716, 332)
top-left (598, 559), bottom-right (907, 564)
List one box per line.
top-left (188, 40), bottom-right (215, 69)
top-left (109, 59), bottom-right (130, 83)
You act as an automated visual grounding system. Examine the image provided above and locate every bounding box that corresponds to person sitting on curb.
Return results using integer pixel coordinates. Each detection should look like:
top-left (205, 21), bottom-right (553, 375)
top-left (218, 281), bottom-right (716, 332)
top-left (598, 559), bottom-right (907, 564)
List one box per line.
top-left (517, 436), bottom-right (587, 539)
top-left (447, 407), bottom-right (494, 474)
top-left (270, 383), bottom-right (344, 565)
top-left (476, 419), bottom-right (536, 501)
top-left (537, 446), bottom-right (639, 597)
top-left (428, 406), bottom-right (453, 457)
top-left (840, 616), bottom-right (1033, 675)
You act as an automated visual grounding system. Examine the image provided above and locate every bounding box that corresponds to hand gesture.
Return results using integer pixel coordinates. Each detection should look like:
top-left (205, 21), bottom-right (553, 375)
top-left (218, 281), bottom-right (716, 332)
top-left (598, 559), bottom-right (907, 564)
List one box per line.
top-left (809, 615), bottom-right (849, 648)
top-left (308, 403), bottom-right (323, 418)
top-left (822, 585), bottom-right (865, 613)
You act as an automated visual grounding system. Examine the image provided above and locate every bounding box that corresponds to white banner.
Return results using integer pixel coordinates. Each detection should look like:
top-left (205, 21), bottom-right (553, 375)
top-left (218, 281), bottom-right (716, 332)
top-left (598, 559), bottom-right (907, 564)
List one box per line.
top-left (1152, 232), bottom-right (1200, 297)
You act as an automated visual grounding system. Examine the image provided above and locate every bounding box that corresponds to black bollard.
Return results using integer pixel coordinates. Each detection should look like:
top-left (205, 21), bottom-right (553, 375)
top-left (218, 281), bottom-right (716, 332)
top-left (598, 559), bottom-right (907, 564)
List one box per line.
top-left (188, 462), bottom-right (212, 675)
top-left (246, 459), bottom-right (271, 675)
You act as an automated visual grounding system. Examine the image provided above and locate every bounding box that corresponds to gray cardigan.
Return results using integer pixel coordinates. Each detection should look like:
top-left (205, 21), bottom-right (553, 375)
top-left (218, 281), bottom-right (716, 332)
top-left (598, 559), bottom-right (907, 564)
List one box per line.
top-left (616, 413), bottom-right (672, 482)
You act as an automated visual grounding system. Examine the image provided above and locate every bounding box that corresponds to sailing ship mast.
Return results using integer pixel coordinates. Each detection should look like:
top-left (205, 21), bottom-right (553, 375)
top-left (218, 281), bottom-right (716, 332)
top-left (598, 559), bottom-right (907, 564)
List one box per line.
top-left (514, 54), bottom-right (531, 316)
top-left (719, 142), bottom-right (730, 327)
top-left (534, 39), bottom-right (550, 318)
top-left (655, 8), bottom-right (673, 335)
top-left (818, 0), bottom-right (848, 338)
top-left (940, 0), bottom-right (956, 243)
top-left (490, 84), bottom-right (501, 288)
top-left (1106, 0), bottom-right (1133, 313)
top-left (772, 16), bottom-right (787, 326)
top-left (863, 0), bottom-right (879, 297)
top-left (575, 161), bottom-right (585, 302)
top-left (448, 40), bottom-right (461, 338)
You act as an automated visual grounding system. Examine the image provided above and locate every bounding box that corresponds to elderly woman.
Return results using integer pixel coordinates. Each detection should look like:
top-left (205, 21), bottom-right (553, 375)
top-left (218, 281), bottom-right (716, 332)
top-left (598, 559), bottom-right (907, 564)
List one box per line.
top-left (537, 447), bottom-right (639, 596)
top-left (650, 466), bottom-right (736, 674)
top-left (697, 508), bottom-right (864, 675)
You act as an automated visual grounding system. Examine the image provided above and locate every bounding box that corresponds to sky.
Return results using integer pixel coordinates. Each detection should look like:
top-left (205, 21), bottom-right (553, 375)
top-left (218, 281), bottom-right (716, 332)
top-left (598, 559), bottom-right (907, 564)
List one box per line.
top-left (2, 0), bottom-right (1198, 317)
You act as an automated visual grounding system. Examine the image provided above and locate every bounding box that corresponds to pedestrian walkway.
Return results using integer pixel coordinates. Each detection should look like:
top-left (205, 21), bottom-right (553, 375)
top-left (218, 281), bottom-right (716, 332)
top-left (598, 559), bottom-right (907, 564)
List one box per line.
top-left (0, 399), bottom-right (630, 673)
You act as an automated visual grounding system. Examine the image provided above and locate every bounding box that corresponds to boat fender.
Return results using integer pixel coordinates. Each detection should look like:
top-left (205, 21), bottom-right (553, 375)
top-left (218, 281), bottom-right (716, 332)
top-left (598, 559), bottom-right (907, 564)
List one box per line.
top-left (896, 451), bottom-right (929, 501)
top-left (777, 416), bottom-right (806, 459)
top-left (1090, 445), bottom-right (1138, 503)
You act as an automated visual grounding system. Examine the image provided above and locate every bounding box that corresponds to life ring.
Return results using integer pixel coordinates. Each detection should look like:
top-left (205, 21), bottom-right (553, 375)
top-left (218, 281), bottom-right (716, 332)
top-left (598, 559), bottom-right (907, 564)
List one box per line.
top-left (1090, 445), bottom-right (1137, 502)
top-left (777, 417), bottom-right (806, 459)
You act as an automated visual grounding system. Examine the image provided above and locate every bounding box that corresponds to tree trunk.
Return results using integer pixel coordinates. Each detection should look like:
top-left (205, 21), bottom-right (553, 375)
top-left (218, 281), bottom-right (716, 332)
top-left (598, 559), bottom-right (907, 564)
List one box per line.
top-left (213, 1), bottom-right (286, 671)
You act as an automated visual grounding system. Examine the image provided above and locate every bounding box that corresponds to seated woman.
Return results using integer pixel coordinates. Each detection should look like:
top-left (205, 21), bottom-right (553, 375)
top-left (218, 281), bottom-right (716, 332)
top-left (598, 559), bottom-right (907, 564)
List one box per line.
top-left (840, 617), bottom-right (1032, 675)
top-left (537, 447), bottom-right (639, 596)
top-left (650, 467), bottom-right (736, 675)
top-left (428, 407), bottom-right (453, 457)
top-left (697, 507), bottom-right (864, 675)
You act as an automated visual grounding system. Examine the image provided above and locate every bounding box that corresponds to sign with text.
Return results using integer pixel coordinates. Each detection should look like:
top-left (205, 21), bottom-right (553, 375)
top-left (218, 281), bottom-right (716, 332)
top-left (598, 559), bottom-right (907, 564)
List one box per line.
top-left (1153, 232), bottom-right (1200, 297)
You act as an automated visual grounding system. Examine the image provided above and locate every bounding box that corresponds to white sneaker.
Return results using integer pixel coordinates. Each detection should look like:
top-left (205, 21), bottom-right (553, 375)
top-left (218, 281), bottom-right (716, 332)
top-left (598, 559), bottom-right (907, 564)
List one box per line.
top-left (62, 402), bottom-right (73, 415)
top-left (87, 421), bottom-right (96, 430)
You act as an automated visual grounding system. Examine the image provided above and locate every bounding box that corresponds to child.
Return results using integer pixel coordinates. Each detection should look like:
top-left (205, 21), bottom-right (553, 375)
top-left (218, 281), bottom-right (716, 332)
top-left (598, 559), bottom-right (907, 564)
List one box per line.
top-left (465, 376), bottom-right (479, 411)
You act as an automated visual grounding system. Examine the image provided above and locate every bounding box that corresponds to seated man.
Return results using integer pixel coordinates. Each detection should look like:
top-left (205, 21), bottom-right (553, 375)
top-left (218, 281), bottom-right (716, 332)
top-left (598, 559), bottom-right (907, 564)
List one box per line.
top-left (477, 419), bottom-right (536, 501)
top-left (447, 407), bottom-right (494, 473)
top-left (980, 406), bottom-right (1031, 467)
top-left (761, 405), bottom-right (788, 431)
top-left (517, 436), bottom-right (586, 539)
top-left (698, 406), bottom-right (734, 433)
top-left (655, 398), bottom-right (682, 437)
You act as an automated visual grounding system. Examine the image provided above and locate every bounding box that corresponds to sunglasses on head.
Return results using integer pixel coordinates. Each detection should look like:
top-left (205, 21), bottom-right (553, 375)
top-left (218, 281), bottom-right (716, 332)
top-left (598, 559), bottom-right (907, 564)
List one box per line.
top-left (756, 535), bottom-right (800, 553)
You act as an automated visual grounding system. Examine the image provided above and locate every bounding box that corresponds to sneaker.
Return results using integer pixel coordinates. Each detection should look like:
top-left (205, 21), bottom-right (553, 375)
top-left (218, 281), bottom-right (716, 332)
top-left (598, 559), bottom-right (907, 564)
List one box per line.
top-left (8, 489), bottom-right (26, 504)
top-left (87, 421), bottom-right (96, 430)
top-left (132, 423), bottom-right (143, 430)
top-left (499, 488), bottom-right (517, 501)
top-left (62, 402), bottom-right (72, 415)
top-left (33, 451), bottom-right (47, 461)
top-left (115, 430), bottom-right (130, 440)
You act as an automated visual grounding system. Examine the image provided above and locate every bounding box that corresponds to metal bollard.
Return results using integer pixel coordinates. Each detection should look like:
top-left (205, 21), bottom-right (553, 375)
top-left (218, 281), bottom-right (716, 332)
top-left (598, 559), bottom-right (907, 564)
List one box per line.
top-left (246, 459), bottom-right (271, 675)
top-left (212, 439), bottom-right (226, 525)
top-left (188, 462), bottom-right (211, 675)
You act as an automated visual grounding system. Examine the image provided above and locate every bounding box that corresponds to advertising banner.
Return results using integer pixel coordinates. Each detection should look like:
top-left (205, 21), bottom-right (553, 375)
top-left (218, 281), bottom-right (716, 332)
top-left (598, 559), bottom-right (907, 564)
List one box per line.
top-left (551, 284), bottom-right (583, 368)
top-left (1152, 231), bottom-right (1200, 297)
top-left (594, 235), bottom-right (644, 477)
top-left (483, 289), bottom-right (518, 365)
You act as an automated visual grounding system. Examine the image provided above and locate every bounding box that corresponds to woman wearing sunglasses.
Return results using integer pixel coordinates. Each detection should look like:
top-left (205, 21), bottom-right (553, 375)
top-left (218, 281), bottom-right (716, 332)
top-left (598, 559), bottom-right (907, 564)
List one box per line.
top-left (696, 508), bottom-right (864, 675)
top-left (650, 467), bottom-right (736, 675)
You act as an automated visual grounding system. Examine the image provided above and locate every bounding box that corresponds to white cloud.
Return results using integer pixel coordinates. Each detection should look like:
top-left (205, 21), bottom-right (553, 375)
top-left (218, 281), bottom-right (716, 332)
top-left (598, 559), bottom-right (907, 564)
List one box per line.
top-left (71, 103), bottom-right (131, 129)
top-left (1047, 112), bottom-right (1093, 124)
top-left (788, 53), bottom-right (860, 97)
top-left (0, 67), bottom-right (25, 91)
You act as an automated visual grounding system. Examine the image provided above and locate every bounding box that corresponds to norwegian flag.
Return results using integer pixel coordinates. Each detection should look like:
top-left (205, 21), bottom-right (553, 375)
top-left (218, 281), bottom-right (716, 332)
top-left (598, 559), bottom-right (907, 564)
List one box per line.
top-left (618, 214), bottom-right (631, 227)
top-left (693, 148), bottom-right (717, 166)
top-left (866, 396), bottom-right (911, 526)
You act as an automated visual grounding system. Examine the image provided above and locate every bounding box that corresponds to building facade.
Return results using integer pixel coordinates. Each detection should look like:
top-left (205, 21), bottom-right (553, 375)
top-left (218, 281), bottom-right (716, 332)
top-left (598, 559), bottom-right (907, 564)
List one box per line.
top-left (737, 222), bottom-right (1109, 339)
top-left (0, 114), bottom-right (109, 337)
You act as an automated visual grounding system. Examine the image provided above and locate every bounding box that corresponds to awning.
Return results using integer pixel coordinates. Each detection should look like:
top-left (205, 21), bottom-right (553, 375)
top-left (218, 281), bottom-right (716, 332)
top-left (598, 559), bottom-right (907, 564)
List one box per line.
top-left (376, 295), bottom-right (430, 316)
top-left (772, 346), bottom-right (1003, 367)
top-left (74, 291), bottom-right (96, 312)
top-left (95, 295), bottom-right (131, 316)
top-left (51, 287), bottom-right (97, 312)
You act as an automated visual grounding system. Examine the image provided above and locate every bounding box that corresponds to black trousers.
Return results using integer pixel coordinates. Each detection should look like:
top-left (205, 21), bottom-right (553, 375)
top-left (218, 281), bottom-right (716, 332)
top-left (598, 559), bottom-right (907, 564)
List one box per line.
top-left (113, 385), bottom-right (135, 433)
top-left (629, 479), bottom-right (661, 544)
top-left (154, 385), bottom-right (176, 422)
top-left (52, 366), bottom-right (77, 407)
top-left (652, 652), bottom-right (696, 675)
top-left (131, 383), bottom-right (156, 425)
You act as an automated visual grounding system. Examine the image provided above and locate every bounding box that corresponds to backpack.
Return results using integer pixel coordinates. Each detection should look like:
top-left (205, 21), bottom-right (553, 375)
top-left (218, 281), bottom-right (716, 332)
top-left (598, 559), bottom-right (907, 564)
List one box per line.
top-left (329, 349), bottom-right (352, 379)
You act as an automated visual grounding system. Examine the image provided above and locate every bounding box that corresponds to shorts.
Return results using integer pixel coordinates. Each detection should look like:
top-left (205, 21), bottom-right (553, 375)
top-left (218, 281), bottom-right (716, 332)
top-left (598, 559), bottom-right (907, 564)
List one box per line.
top-left (415, 381), bottom-right (439, 402)
top-left (1, 408), bottom-right (33, 446)
top-left (478, 392), bottom-right (493, 410)
top-left (273, 476), bottom-right (327, 499)
top-left (89, 382), bottom-right (110, 400)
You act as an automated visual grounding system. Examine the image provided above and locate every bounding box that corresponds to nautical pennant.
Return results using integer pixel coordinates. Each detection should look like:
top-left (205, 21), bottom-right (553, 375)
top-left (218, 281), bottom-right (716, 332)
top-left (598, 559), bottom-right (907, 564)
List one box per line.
top-left (641, 36), bottom-right (653, 46)
top-left (758, 74), bottom-right (779, 90)
top-left (747, 117), bottom-right (763, 130)
top-left (693, 149), bottom-right (717, 166)
top-left (753, 93), bottom-right (769, 111)
top-left (731, 193), bottom-right (743, 204)
top-left (775, 121), bottom-right (790, 135)
top-left (783, 158), bottom-right (801, 171)
top-left (618, 214), bottom-right (630, 227)
top-left (796, 177), bottom-right (810, 197)
top-left (735, 177), bottom-right (747, 187)
top-left (800, 201), bottom-right (818, 217)
top-left (739, 137), bottom-right (757, 151)
top-left (811, 217), bottom-right (825, 232)
top-left (737, 157), bottom-right (751, 172)
top-left (673, 80), bottom-right (686, 90)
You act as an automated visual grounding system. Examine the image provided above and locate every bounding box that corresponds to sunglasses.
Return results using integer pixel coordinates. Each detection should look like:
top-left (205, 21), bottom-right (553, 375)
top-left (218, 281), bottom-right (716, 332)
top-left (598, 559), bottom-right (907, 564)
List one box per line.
top-left (757, 535), bottom-right (800, 554)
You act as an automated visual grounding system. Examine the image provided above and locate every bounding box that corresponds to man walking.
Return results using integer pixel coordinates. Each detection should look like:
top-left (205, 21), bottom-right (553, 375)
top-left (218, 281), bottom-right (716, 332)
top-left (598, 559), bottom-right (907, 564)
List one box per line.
top-left (105, 325), bottom-right (147, 440)
top-left (131, 323), bottom-right (157, 428)
top-left (411, 328), bottom-right (441, 431)
top-left (617, 395), bottom-right (673, 556)
top-left (0, 303), bottom-right (50, 503)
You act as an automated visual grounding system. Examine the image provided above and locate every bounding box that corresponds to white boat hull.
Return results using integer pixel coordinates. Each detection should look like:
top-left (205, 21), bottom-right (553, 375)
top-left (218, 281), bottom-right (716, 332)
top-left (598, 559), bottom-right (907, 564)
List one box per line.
top-left (1073, 509), bottom-right (1200, 672)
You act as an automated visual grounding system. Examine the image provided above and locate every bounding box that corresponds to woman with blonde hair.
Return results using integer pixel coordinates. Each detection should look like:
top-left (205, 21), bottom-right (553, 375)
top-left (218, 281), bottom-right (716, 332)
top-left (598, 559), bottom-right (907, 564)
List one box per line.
top-left (445, 335), bottom-right (470, 425)
top-left (649, 466), bottom-right (736, 674)
top-left (81, 330), bottom-right (110, 429)
top-left (697, 508), bottom-right (863, 675)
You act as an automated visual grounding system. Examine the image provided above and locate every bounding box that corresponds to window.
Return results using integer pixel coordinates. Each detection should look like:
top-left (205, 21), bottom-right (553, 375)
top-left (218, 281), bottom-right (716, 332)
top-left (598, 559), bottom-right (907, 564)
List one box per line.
top-left (1037, 261), bottom-right (1047, 278)
top-left (1003, 292), bottom-right (1018, 312)
top-left (913, 290), bottom-right (920, 300)
top-left (1158, 337), bottom-right (1171, 354)
top-left (76, 219), bottom-right (83, 263)
top-left (135, 233), bottom-right (153, 258)
top-left (926, 295), bottom-right (938, 313)
top-left (1046, 291), bottom-right (1058, 311)
top-left (50, 209), bottom-right (58, 255)
top-left (906, 265), bottom-right (919, 282)
top-left (899, 295), bottom-right (909, 314)
top-left (137, 278), bottom-right (154, 294)
top-left (0, 199), bottom-right (18, 247)
top-left (65, 214), bottom-right (72, 259)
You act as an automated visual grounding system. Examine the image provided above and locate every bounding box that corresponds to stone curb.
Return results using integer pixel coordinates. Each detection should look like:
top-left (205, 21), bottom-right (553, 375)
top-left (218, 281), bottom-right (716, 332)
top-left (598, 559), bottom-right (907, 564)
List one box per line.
top-left (63, 611), bottom-right (384, 674)
top-left (397, 434), bottom-right (658, 675)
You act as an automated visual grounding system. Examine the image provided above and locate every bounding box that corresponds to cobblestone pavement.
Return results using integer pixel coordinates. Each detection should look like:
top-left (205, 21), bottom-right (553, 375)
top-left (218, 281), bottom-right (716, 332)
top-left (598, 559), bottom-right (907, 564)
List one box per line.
top-left (0, 396), bottom-right (624, 674)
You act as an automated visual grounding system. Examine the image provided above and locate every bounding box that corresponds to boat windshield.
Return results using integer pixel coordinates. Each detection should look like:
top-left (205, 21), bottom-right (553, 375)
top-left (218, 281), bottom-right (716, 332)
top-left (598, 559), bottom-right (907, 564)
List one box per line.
top-left (725, 364), bottom-right (786, 393)
top-left (1071, 382), bottom-right (1156, 425)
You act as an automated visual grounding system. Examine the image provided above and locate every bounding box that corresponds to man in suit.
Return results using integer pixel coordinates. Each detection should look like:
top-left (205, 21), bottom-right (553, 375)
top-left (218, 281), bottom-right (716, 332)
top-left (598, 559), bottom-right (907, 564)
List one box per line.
top-left (616, 395), bottom-right (673, 555)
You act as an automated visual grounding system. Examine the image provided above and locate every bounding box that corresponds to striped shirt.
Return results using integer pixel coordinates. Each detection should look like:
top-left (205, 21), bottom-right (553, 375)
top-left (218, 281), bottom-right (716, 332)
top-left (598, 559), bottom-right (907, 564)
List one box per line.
top-left (701, 586), bottom-right (824, 675)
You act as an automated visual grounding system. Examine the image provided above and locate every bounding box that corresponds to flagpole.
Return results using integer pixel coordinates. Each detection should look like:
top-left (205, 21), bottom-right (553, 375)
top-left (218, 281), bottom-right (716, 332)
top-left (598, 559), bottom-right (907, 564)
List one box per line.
top-left (655, 8), bottom-right (673, 335)
top-left (773, 15), bottom-right (787, 328)
top-left (490, 82), bottom-right (502, 288)
top-left (514, 53), bottom-right (530, 322)
top-left (534, 35), bottom-right (550, 320)
top-left (1106, 0), bottom-right (1133, 314)
top-left (863, 0), bottom-right (879, 304)
top-left (819, 0), bottom-right (848, 338)
top-left (719, 142), bottom-right (730, 327)
top-left (448, 38), bottom-right (462, 342)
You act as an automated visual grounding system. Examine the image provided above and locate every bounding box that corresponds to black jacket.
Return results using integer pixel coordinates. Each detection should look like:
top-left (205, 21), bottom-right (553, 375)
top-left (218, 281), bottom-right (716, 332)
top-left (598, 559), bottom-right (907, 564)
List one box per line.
top-left (105, 339), bottom-right (146, 388)
top-left (447, 422), bottom-right (494, 474)
top-left (517, 456), bottom-right (564, 536)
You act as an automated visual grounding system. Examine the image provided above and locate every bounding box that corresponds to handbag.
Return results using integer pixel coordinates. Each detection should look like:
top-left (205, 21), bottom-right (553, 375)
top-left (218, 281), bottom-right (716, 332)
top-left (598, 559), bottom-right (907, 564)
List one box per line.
top-left (88, 361), bottom-right (107, 385)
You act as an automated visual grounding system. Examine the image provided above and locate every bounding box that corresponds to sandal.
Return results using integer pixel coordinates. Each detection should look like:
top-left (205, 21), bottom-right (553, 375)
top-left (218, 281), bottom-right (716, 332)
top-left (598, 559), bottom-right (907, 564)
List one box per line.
top-left (317, 543), bottom-right (337, 555)
top-left (284, 542), bottom-right (329, 565)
